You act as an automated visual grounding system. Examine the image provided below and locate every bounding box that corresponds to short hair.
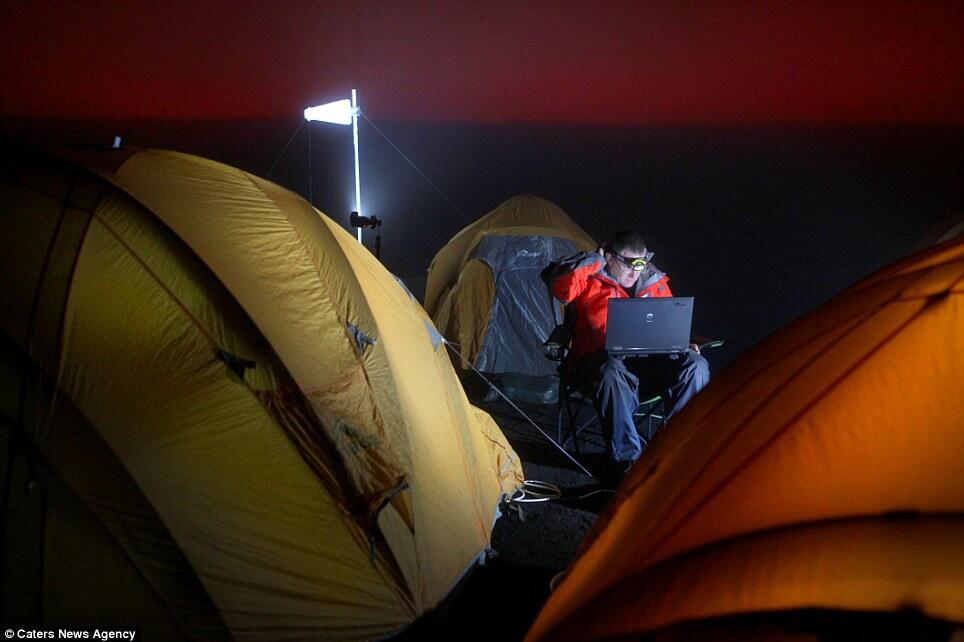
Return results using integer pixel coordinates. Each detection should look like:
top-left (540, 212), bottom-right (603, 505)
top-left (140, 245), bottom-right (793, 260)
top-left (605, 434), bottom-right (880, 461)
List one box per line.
top-left (608, 230), bottom-right (647, 255)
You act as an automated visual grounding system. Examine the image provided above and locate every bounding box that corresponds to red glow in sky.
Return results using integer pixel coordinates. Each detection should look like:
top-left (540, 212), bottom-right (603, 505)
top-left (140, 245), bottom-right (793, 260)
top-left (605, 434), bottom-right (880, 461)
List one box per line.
top-left (1, 1), bottom-right (962, 124)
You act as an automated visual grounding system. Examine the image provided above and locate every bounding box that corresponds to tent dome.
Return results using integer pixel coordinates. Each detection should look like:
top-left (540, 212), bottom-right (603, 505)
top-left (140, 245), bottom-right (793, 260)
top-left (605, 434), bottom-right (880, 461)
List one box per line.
top-left (425, 195), bottom-right (596, 377)
top-left (527, 237), bottom-right (964, 641)
top-left (0, 147), bottom-right (522, 640)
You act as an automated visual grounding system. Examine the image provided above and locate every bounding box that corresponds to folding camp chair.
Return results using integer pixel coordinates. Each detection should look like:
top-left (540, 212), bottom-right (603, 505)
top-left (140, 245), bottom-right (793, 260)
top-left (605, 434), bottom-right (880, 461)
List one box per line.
top-left (545, 324), bottom-right (722, 454)
top-left (544, 323), bottom-right (587, 448)
top-left (545, 324), bottom-right (663, 454)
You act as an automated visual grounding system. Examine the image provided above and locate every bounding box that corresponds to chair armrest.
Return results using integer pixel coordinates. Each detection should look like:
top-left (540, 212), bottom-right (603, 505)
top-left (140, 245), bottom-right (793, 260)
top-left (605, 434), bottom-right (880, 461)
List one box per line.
top-left (544, 324), bottom-right (572, 361)
top-left (693, 334), bottom-right (724, 351)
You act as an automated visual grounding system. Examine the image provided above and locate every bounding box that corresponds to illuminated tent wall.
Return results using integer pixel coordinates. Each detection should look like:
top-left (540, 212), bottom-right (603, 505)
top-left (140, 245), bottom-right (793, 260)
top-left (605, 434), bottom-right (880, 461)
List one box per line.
top-left (424, 195), bottom-right (596, 377)
top-left (0, 148), bottom-right (522, 640)
top-left (527, 237), bottom-right (964, 641)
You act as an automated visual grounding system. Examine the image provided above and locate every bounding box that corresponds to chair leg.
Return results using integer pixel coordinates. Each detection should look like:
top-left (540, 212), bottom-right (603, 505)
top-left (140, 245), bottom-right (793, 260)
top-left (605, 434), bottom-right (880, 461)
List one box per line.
top-left (558, 389), bottom-right (588, 454)
top-left (570, 400), bottom-right (583, 455)
top-left (557, 394), bottom-right (566, 445)
top-left (558, 388), bottom-right (576, 448)
top-left (634, 398), bottom-right (665, 445)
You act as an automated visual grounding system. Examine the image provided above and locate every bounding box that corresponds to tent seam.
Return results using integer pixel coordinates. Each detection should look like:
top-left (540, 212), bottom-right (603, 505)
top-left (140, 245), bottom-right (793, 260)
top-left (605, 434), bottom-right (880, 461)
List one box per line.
top-left (1, 348), bottom-right (229, 640)
top-left (552, 512), bottom-right (964, 639)
top-left (237, 169), bottom-right (418, 615)
top-left (625, 277), bottom-right (960, 571)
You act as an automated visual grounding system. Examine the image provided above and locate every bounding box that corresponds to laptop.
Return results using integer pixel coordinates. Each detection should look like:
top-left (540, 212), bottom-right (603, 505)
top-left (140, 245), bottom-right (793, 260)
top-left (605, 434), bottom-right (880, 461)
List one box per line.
top-left (605, 297), bottom-right (694, 356)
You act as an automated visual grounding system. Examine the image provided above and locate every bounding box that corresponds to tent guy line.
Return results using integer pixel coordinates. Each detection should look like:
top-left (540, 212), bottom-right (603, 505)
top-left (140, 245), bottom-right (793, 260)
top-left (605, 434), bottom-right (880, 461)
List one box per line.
top-left (361, 113), bottom-right (472, 225)
top-left (264, 109), bottom-right (472, 233)
top-left (444, 338), bottom-right (596, 479)
top-left (265, 119), bottom-right (305, 180)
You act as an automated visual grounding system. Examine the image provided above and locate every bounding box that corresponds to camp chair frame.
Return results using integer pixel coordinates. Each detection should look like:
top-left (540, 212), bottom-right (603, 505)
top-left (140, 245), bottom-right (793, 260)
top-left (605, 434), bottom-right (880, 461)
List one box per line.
top-left (545, 324), bottom-right (666, 454)
top-left (545, 325), bottom-right (723, 455)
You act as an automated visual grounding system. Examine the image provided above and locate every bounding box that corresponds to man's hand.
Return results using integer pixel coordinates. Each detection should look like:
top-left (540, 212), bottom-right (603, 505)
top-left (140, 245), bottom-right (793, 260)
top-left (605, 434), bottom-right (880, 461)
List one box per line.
top-left (689, 342), bottom-right (701, 354)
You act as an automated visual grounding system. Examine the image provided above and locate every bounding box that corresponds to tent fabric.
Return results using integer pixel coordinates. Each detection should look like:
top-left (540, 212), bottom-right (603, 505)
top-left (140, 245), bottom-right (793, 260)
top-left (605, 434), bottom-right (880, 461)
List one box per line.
top-left (1, 147), bottom-right (522, 640)
top-left (2, 335), bottom-right (231, 639)
top-left (472, 234), bottom-right (581, 374)
top-left (425, 195), bottom-right (596, 376)
top-left (433, 259), bottom-right (496, 372)
top-left (526, 237), bottom-right (964, 641)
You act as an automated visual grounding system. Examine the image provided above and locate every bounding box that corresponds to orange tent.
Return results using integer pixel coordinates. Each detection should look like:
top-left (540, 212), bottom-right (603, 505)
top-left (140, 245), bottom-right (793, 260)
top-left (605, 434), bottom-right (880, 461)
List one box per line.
top-left (527, 237), bottom-right (964, 640)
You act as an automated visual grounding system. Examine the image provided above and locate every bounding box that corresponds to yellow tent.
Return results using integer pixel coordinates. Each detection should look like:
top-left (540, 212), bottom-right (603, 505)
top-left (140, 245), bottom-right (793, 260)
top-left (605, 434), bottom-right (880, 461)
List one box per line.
top-left (1, 147), bottom-right (522, 640)
top-left (527, 237), bottom-right (964, 641)
top-left (424, 195), bottom-right (596, 377)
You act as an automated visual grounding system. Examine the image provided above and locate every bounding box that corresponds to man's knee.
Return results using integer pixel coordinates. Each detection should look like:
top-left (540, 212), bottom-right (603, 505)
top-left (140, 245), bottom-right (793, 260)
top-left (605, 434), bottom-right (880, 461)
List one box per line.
top-left (601, 355), bottom-right (638, 381)
top-left (662, 351), bottom-right (710, 420)
top-left (677, 350), bottom-right (710, 388)
top-left (595, 355), bottom-right (638, 397)
top-left (598, 354), bottom-right (627, 377)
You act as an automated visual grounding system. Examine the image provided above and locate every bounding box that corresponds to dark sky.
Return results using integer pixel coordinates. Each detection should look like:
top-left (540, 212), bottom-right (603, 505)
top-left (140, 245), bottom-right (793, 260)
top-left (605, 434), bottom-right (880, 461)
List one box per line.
top-left (2, 1), bottom-right (962, 367)
top-left (2, 1), bottom-right (962, 124)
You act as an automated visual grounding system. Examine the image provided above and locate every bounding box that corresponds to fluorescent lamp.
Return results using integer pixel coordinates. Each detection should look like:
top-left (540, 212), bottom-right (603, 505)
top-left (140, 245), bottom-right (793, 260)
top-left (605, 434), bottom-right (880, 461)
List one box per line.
top-left (304, 90), bottom-right (364, 244)
top-left (304, 99), bottom-right (353, 125)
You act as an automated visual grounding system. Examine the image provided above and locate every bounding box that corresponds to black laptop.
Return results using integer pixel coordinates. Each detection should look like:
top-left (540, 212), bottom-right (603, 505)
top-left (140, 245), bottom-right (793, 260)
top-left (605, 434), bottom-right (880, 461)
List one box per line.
top-left (605, 297), bottom-right (694, 356)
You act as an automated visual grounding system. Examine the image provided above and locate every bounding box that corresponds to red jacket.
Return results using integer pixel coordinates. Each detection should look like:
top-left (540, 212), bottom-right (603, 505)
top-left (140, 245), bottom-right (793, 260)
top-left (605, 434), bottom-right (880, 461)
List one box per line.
top-left (548, 251), bottom-right (672, 364)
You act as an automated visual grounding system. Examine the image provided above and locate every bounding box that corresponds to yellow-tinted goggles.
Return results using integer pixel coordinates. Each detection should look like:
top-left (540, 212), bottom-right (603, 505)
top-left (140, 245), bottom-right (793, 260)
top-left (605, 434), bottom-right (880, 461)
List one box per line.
top-left (612, 251), bottom-right (650, 272)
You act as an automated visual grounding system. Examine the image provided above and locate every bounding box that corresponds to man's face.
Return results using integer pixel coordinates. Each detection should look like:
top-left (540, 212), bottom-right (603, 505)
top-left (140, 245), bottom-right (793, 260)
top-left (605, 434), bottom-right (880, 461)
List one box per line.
top-left (604, 246), bottom-right (648, 289)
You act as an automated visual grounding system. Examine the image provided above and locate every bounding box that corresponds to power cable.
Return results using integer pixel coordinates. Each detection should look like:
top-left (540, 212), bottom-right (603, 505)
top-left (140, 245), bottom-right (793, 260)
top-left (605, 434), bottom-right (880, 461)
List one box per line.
top-left (508, 480), bottom-right (615, 504)
top-left (510, 480), bottom-right (562, 503)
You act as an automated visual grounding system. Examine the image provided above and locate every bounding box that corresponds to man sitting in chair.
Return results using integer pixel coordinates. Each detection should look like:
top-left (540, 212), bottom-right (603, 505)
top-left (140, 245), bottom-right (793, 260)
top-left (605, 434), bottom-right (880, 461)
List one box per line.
top-left (545, 229), bottom-right (709, 473)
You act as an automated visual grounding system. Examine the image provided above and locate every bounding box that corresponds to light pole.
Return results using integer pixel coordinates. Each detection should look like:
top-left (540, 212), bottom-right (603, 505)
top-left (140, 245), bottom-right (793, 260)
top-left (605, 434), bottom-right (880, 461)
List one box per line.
top-left (304, 89), bottom-right (364, 243)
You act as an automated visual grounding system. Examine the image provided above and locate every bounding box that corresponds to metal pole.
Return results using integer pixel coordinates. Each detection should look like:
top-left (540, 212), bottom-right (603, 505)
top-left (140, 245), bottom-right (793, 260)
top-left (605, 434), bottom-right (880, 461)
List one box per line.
top-left (306, 121), bottom-right (313, 206)
top-left (351, 89), bottom-right (362, 243)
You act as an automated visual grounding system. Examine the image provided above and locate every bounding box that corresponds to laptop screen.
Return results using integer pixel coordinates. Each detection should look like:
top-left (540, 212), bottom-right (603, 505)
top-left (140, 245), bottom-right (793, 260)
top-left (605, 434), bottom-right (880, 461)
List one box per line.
top-left (605, 297), bottom-right (694, 356)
